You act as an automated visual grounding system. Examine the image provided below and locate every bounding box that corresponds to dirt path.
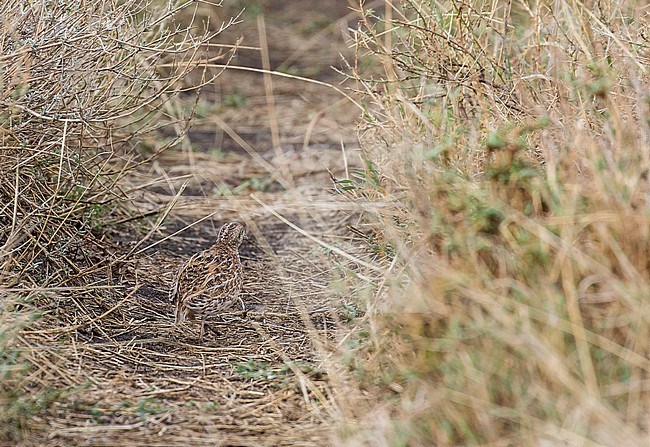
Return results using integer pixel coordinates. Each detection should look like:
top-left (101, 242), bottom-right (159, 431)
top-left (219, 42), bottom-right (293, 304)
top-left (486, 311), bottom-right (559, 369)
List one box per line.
top-left (20, 4), bottom-right (367, 446)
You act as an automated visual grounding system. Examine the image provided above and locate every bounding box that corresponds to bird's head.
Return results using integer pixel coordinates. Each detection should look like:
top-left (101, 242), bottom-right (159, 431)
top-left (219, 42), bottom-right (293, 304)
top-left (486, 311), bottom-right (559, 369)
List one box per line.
top-left (217, 221), bottom-right (246, 248)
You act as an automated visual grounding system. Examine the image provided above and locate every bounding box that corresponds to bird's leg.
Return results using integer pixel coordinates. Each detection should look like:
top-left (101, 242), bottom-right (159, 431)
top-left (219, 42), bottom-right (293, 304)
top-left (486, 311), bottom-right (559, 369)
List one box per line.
top-left (199, 320), bottom-right (205, 343)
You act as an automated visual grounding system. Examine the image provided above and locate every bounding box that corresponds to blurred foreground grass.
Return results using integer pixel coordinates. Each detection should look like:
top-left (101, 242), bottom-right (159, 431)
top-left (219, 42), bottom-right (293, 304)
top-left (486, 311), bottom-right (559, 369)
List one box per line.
top-left (337, 1), bottom-right (650, 445)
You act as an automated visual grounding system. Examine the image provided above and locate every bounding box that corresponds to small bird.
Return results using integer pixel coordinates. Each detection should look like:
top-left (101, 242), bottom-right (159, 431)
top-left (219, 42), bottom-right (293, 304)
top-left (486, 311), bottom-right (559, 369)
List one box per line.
top-left (170, 222), bottom-right (246, 341)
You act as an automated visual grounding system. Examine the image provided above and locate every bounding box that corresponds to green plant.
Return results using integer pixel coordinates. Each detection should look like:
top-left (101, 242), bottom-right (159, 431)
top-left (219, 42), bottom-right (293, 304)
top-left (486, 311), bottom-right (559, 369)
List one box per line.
top-left (235, 360), bottom-right (280, 380)
top-left (222, 91), bottom-right (248, 109)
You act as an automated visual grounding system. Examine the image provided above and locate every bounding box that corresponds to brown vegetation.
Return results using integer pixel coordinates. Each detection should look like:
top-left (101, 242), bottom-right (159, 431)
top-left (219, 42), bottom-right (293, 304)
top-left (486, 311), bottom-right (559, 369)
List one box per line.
top-left (336, 1), bottom-right (650, 445)
top-left (1, 0), bottom-right (649, 446)
top-left (1, 0), bottom-right (359, 445)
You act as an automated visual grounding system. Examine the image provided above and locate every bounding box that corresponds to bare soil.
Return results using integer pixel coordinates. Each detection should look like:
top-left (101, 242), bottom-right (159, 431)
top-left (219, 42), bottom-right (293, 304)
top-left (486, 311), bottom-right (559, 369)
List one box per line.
top-left (17, 3), bottom-right (370, 446)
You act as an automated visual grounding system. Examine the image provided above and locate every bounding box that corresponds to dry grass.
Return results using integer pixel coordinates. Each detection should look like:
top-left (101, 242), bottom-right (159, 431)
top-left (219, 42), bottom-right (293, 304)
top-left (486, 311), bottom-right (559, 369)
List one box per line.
top-left (332, 1), bottom-right (650, 446)
top-left (6, 0), bottom-right (648, 445)
top-left (13, 202), bottom-right (347, 446)
top-left (0, 0), bottom-right (234, 287)
top-left (0, 0), bottom-right (236, 442)
top-left (0, 1), bottom-right (367, 445)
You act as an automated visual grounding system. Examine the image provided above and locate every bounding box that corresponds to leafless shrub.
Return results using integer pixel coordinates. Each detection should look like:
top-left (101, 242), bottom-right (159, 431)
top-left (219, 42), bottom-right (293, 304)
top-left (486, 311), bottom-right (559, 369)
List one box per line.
top-left (0, 0), bottom-right (237, 286)
top-left (0, 0), bottom-right (237, 439)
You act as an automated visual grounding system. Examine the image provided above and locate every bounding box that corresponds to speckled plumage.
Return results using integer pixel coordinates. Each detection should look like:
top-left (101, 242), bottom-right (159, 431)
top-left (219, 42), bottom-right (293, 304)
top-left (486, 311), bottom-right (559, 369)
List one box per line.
top-left (171, 222), bottom-right (246, 340)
